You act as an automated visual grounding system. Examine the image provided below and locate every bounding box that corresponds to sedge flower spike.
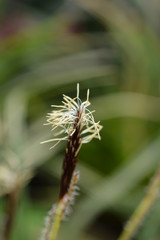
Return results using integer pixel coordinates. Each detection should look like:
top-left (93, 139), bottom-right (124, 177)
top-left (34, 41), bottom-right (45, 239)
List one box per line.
top-left (41, 83), bottom-right (102, 199)
top-left (40, 84), bottom-right (102, 240)
top-left (42, 84), bottom-right (102, 147)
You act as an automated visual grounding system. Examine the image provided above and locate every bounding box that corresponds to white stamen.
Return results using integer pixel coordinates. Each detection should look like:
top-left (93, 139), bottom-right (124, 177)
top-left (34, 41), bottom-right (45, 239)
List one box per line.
top-left (77, 83), bottom-right (79, 98)
top-left (41, 84), bottom-right (102, 148)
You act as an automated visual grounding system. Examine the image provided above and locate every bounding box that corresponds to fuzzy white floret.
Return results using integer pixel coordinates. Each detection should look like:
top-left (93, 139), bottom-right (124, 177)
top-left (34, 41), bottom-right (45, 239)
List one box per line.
top-left (41, 84), bottom-right (102, 148)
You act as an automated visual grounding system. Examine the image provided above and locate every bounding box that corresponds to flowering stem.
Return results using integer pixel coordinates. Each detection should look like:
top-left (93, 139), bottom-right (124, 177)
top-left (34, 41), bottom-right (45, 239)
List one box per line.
top-left (40, 84), bottom-right (102, 240)
top-left (117, 167), bottom-right (160, 240)
top-left (59, 114), bottom-right (82, 200)
top-left (49, 201), bottom-right (63, 240)
top-left (49, 121), bottom-right (82, 240)
top-left (42, 171), bottom-right (80, 240)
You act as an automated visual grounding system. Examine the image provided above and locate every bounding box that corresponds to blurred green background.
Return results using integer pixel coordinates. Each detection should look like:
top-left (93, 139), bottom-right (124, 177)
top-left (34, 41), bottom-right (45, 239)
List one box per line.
top-left (1, 0), bottom-right (160, 239)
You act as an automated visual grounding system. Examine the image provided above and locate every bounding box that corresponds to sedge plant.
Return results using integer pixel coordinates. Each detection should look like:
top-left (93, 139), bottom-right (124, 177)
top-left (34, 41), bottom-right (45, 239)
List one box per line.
top-left (40, 84), bottom-right (102, 240)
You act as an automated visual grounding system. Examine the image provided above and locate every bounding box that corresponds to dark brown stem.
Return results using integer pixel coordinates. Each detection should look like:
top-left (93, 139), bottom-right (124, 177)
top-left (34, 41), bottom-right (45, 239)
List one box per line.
top-left (2, 186), bottom-right (19, 240)
top-left (59, 113), bottom-right (82, 200)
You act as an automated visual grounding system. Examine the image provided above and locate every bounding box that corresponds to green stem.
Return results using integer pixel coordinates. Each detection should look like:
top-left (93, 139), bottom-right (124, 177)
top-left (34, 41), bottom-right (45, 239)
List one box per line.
top-left (49, 200), bottom-right (63, 240)
top-left (117, 167), bottom-right (160, 240)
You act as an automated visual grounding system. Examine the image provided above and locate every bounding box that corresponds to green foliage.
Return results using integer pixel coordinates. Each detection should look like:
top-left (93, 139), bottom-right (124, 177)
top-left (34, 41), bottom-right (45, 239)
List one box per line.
top-left (1, 0), bottom-right (160, 239)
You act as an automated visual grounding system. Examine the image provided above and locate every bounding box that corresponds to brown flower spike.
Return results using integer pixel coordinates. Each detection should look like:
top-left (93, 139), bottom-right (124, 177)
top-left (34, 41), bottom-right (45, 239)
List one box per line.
top-left (42, 84), bottom-right (102, 199)
top-left (40, 84), bottom-right (102, 240)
